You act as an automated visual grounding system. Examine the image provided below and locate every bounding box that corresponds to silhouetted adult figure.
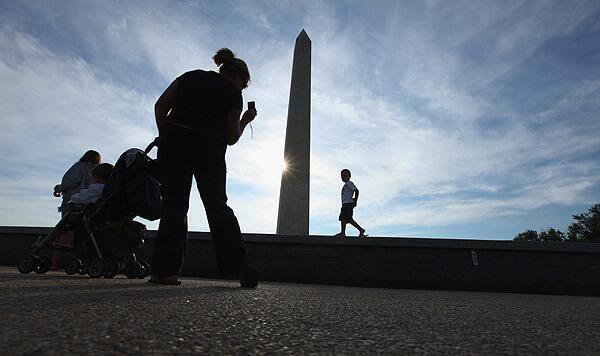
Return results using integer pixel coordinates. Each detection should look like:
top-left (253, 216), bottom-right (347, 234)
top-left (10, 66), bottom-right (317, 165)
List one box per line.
top-left (54, 150), bottom-right (101, 215)
top-left (51, 149), bottom-right (101, 269)
top-left (150, 48), bottom-right (258, 286)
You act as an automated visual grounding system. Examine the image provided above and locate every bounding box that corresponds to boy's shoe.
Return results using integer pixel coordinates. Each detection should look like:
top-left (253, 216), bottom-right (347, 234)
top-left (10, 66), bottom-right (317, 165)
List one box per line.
top-left (358, 229), bottom-right (368, 237)
top-left (239, 268), bottom-right (259, 288)
top-left (333, 233), bottom-right (345, 238)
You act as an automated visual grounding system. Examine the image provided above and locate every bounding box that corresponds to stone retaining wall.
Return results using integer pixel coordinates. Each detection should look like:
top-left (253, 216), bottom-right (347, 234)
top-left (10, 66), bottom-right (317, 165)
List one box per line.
top-left (2, 226), bottom-right (599, 296)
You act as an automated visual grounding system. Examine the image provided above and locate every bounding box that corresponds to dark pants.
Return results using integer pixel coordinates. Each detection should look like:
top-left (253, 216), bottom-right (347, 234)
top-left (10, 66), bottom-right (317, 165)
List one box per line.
top-left (339, 203), bottom-right (355, 222)
top-left (151, 125), bottom-right (248, 277)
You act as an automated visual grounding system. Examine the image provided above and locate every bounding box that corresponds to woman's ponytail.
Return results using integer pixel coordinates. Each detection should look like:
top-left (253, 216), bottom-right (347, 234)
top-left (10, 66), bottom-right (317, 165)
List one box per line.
top-left (212, 48), bottom-right (250, 85)
top-left (212, 48), bottom-right (236, 67)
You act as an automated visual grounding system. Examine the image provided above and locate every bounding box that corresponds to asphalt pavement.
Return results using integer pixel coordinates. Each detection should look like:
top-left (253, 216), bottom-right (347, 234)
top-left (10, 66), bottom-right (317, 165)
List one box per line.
top-left (1, 266), bottom-right (599, 355)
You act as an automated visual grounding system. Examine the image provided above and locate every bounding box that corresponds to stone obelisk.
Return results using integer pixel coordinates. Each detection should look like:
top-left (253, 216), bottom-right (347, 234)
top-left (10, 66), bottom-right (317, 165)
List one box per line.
top-left (276, 29), bottom-right (311, 236)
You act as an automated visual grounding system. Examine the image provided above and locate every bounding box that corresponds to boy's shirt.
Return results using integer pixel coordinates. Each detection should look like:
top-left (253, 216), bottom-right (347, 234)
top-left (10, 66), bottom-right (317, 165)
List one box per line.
top-left (341, 180), bottom-right (357, 204)
top-left (70, 183), bottom-right (105, 205)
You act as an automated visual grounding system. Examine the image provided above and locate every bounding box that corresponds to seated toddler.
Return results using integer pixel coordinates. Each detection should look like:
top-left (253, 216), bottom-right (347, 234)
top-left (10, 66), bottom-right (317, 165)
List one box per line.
top-left (70, 163), bottom-right (113, 205)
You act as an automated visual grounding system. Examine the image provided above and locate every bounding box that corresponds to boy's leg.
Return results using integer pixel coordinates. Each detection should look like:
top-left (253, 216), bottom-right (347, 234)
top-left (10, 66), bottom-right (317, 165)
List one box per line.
top-left (338, 204), bottom-right (351, 237)
top-left (55, 231), bottom-right (74, 247)
top-left (50, 230), bottom-right (74, 270)
top-left (339, 221), bottom-right (347, 237)
top-left (70, 218), bottom-right (89, 260)
top-left (50, 250), bottom-right (62, 270)
top-left (348, 219), bottom-right (366, 236)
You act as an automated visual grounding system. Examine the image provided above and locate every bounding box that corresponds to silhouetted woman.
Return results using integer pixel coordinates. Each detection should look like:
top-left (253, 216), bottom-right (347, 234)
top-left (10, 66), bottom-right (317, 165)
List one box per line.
top-left (150, 48), bottom-right (257, 286)
top-left (54, 150), bottom-right (101, 215)
top-left (51, 149), bottom-right (101, 269)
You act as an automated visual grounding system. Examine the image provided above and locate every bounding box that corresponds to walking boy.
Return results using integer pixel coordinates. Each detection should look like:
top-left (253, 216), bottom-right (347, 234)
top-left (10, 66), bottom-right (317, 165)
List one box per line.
top-left (337, 169), bottom-right (367, 238)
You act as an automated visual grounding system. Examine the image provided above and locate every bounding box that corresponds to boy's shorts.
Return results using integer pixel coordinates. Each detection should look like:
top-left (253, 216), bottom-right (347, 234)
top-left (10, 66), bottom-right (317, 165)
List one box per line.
top-left (339, 203), bottom-right (355, 222)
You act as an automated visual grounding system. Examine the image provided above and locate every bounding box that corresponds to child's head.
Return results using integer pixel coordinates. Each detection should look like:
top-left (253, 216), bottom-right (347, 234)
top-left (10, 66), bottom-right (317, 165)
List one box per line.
top-left (91, 163), bottom-right (113, 184)
top-left (340, 169), bottom-right (351, 182)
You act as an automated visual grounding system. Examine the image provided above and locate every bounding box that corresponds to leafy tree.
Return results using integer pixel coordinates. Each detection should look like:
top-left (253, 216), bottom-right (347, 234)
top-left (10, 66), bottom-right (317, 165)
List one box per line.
top-left (567, 203), bottom-right (600, 242)
top-left (513, 203), bottom-right (599, 243)
top-left (538, 228), bottom-right (566, 242)
top-left (514, 229), bottom-right (540, 242)
top-left (513, 228), bottom-right (566, 242)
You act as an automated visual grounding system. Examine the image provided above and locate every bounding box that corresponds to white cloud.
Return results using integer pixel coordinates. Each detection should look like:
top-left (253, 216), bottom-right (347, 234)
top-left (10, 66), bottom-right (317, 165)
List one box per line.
top-left (0, 28), bottom-right (156, 226)
top-left (1, 1), bottom-right (599, 239)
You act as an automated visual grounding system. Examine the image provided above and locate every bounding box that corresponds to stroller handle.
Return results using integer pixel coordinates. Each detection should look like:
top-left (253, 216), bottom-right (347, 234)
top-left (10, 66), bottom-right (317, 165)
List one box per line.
top-left (144, 137), bottom-right (159, 154)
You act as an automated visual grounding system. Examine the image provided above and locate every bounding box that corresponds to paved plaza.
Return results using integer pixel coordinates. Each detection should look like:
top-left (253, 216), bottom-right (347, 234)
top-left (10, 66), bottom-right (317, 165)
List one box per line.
top-left (1, 266), bottom-right (599, 355)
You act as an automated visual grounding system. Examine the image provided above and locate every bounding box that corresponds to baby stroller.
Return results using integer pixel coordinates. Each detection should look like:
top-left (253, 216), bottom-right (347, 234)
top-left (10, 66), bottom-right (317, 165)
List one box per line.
top-left (17, 139), bottom-right (161, 279)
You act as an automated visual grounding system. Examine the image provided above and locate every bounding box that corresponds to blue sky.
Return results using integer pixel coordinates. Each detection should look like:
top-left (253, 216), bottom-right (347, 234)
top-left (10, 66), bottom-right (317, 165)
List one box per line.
top-left (1, 0), bottom-right (599, 239)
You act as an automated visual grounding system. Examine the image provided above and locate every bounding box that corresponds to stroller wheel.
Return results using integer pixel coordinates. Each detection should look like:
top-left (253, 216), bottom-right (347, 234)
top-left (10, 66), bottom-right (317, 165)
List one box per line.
top-left (77, 262), bottom-right (88, 275)
top-left (103, 259), bottom-right (119, 278)
top-left (64, 258), bottom-right (81, 275)
top-left (34, 256), bottom-right (51, 274)
top-left (88, 259), bottom-right (105, 278)
top-left (137, 261), bottom-right (150, 279)
top-left (124, 253), bottom-right (137, 264)
top-left (17, 255), bottom-right (35, 274)
top-left (124, 261), bottom-right (141, 279)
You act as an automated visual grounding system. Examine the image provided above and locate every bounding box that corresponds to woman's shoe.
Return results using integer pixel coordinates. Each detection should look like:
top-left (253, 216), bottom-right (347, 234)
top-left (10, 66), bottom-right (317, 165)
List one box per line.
top-left (239, 268), bottom-right (258, 288)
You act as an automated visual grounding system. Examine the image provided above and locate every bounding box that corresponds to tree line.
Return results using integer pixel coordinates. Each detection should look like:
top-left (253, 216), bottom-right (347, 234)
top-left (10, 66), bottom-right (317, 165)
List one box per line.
top-left (513, 203), bottom-right (600, 243)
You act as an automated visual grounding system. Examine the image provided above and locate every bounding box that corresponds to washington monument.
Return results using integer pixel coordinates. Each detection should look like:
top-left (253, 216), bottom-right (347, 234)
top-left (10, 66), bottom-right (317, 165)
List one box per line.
top-left (276, 30), bottom-right (311, 235)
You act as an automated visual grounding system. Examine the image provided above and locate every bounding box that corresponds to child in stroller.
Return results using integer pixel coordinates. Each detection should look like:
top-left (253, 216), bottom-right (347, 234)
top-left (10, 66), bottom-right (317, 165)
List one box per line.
top-left (18, 141), bottom-right (160, 279)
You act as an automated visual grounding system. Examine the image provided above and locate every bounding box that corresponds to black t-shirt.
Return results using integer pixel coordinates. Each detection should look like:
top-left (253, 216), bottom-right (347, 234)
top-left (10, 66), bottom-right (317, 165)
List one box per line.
top-left (168, 70), bottom-right (242, 143)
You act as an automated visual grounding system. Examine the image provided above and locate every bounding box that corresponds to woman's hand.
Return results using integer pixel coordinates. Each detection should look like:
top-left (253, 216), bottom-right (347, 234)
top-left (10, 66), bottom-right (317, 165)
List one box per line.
top-left (226, 107), bottom-right (258, 145)
top-left (242, 108), bottom-right (257, 124)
